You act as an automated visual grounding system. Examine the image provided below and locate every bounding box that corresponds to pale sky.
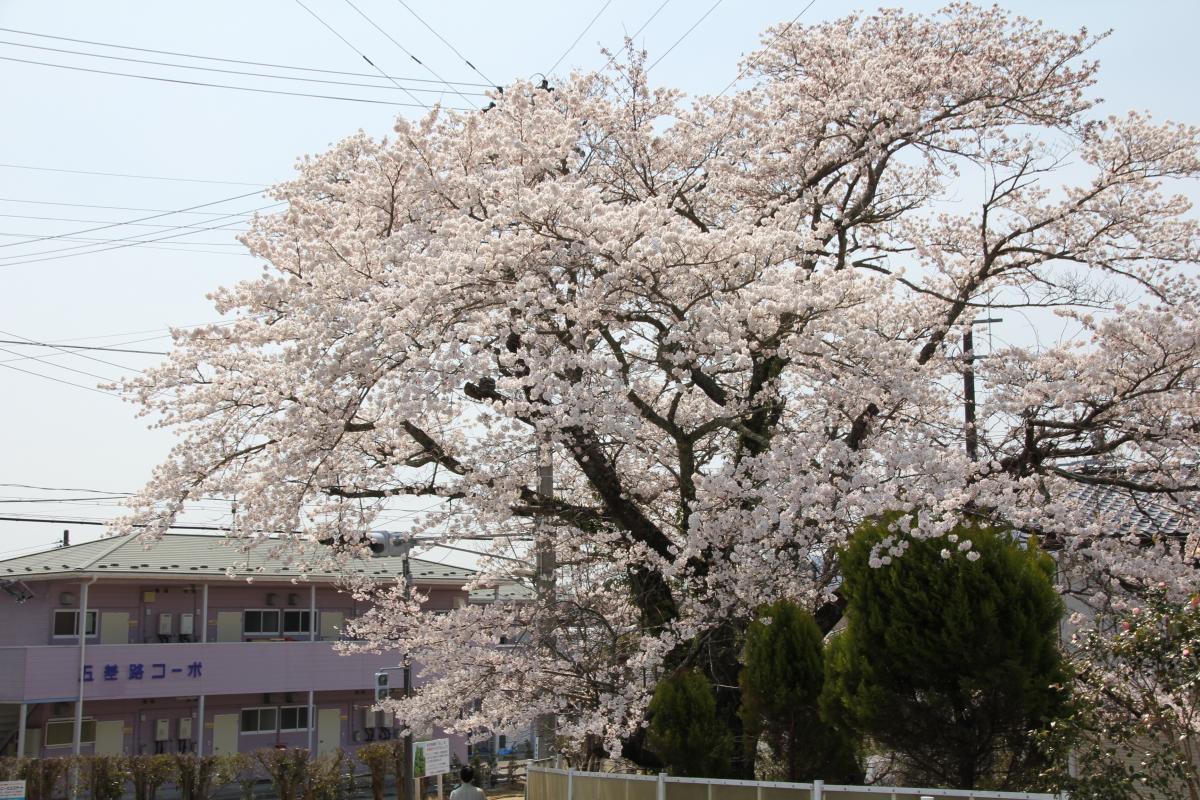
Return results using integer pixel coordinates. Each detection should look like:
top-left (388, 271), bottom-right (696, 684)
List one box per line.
top-left (0, 0), bottom-right (1197, 564)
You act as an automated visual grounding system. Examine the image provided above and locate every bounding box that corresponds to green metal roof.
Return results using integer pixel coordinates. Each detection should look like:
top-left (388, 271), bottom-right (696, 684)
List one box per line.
top-left (0, 532), bottom-right (474, 585)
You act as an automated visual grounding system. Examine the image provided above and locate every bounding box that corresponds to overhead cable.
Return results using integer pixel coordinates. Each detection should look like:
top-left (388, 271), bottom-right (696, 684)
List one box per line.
top-left (0, 38), bottom-right (488, 96)
top-left (338, 0), bottom-right (478, 109)
top-left (0, 26), bottom-right (490, 86)
top-left (0, 329), bottom-right (149, 374)
top-left (292, 0), bottom-right (430, 110)
top-left (0, 162), bottom-right (262, 186)
top-left (0, 203), bottom-right (280, 268)
top-left (0, 340), bottom-right (168, 356)
top-left (0, 360), bottom-right (119, 397)
top-left (0, 197), bottom-right (258, 214)
top-left (0, 211), bottom-right (250, 231)
top-left (547, 0), bottom-right (613, 76)
top-left (597, 0), bottom-right (672, 74)
top-left (391, 0), bottom-right (496, 86)
top-left (0, 188), bottom-right (261, 250)
top-left (0, 54), bottom-right (460, 108)
top-left (645, 0), bottom-right (725, 72)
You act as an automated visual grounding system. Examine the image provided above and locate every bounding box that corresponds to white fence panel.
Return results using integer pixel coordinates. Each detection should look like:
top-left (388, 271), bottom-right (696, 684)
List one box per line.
top-left (526, 765), bottom-right (1063, 800)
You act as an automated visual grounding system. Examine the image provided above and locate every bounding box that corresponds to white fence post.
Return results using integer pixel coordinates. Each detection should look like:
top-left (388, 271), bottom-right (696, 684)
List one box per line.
top-left (657, 773), bottom-right (667, 800)
top-left (567, 769), bottom-right (575, 800)
top-left (811, 779), bottom-right (823, 800)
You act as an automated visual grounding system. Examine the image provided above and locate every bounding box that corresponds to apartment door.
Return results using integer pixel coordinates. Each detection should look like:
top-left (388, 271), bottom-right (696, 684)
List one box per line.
top-left (216, 612), bottom-right (242, 642)
top-left (94, 720), bottom-right (123, 755)
top-left (99, 612), bottom-right (129, 645)
top-left (212, 714), bottom-right (238, 755)
top-left (319, 612), bottom-right (343, 640)
top-left (316, 708), bottom-right (341, 754)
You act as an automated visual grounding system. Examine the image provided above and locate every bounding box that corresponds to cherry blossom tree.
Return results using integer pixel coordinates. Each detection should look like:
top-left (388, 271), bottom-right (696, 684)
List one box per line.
top-left (118, 4), bottom-right (1200, 767)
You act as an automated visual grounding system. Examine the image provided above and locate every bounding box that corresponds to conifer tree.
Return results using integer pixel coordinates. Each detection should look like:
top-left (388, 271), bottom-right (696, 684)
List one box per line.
top-left (740, 600), bottom-right (861, 782)
top-left (647, 669), bottom-right (734, 777)
top-left (822, 517), bottom-right (1068, 790)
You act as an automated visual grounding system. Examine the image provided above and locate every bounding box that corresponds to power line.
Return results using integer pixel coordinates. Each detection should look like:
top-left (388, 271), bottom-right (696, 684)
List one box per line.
top-left (0, 329), bottom-right (151, 374)
top-left (0, 344), bottom-right (118, 382)
top-left (0, 54), bottom-right (461, 109)
top-left (598, 0), bottom-right (672, 74)
top-left (0, 360), bottom-right (119, 397)
top-left (391, 0), bottom-right (496, 86)
top-left (548, 0), bottom-right (613, 76)
top-left (0, 212), bottom-right (250, 231)
top-left (646, 0), bottom-right (725, 73)
top-left (0, 197), bottom-right (258, 215)
top-left (0, 215), bottom-right (248, 263)
top-left (0, 496), bottom-right (129, 503)
top-left (0, 203), bottom-right (279, 268)
top-left (0, 38), bottom-right (489, 97)
top-left (0, 234), bottom-right (252, 258)
top-left (338, 0), bottom-right (478, 110)
top-left (0, 26), bottom-right (491, 87)
top-left (0, 162), bottom-right (263, 187)
top-left (292, 0), bottom-right (430, 110)
top-left (0, 189), bottom-right (261, 250)
top-left (708, 0), bottom-right (817, 100)
top-left (0, 513), bottom-right (535, 542)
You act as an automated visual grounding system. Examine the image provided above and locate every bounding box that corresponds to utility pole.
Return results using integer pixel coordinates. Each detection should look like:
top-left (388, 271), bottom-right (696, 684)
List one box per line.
top-left (963, 316), bottom-right (1002, 462)
top-left (401, 538), bottom-right (416, 800)
top-left (533, 437), bottom-right (556, 760)
top-left (963, 326), bottom-right (979, 462)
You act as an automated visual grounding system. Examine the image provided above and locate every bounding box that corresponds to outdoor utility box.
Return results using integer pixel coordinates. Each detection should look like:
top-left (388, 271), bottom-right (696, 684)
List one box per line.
top-left (178, 717), bottom-right (193, 740)
top-left (157, 612), bottom-right (173, 636)
top-left (154, 719), bottom-right (170, 742)
top-left (179, 613), bottom-right (194, 636)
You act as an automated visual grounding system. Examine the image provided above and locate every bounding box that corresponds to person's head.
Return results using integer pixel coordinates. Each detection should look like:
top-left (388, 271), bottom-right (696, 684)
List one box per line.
top-left (460, 767), bottom-right (474, 785)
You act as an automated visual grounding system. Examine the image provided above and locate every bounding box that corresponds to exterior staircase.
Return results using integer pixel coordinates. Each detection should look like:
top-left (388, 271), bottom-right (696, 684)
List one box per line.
top-left (0, 703), bottom-right (23, 756)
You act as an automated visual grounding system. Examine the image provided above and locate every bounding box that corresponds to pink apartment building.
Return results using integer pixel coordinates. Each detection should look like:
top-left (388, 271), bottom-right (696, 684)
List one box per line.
top-left (0, 533), bottom-right (487, 761)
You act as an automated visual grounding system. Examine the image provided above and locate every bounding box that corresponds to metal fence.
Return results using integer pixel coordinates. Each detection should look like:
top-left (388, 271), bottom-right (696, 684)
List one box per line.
top-left (526, 764), bottom-right (1065, 800)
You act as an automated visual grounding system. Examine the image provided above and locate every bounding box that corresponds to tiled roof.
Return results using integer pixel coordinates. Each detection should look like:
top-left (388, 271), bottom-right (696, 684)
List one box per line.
top-left (0, 533), bottom-right (475, 584)
top-left (1068, 481), bottom-right (1194, 543)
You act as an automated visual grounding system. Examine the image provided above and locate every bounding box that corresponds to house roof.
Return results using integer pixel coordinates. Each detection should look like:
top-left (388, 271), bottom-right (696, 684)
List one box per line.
top-left (1068, 481), bottom-right (1194, 543)
top-left (0, 532), bottom-right (475, 585)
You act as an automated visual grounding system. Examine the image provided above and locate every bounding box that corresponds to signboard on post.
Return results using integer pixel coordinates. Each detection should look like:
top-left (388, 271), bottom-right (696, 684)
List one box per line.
top-left (412, 738), bottom-right (450, 778)
top-left (0, 781), bottom-right (26, 800)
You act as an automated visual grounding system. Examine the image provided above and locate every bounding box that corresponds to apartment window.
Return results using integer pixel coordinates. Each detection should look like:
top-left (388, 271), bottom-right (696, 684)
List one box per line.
top-left (240, 707), bottom-right (278, 735)
top-left (45, 718), bottom-right (95, 747)
top-left (52, 609), bottom-right (97, 638)
top-left (282, 610), bottom-right (311, 635)
top-left (243, 609), bottom-right (280, 636)
top-left (278, 706), bottom-right (310, 732)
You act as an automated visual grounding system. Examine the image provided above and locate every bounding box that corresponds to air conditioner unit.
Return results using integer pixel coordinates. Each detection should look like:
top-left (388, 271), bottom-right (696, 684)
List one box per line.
top-left (178, 717), bottom-right (193, 740)
top-left (179, 613), bottom-right (194, 636)
top-left (158, 613), bottom-right (173, 636)
top-left (155, 719), bottom-right (170, 742)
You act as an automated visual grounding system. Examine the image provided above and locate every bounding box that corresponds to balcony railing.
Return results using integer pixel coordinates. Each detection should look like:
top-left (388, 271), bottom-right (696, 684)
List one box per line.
top-left (0, 641), bottom-right (406, 703)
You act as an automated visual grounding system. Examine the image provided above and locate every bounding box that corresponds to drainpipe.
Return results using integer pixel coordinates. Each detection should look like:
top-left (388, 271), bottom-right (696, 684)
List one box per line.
top-left (201, 584), bottom-right (209, 643)
top-left (307, 689), bottom-right (315, 752)
top-left (16, 703), bottom-right (26, 757)
top-left (73, 576), bottom-right (97, 756)
top-left (196, 695), bottom-right (206, 756)
top-left (70, 575), bottom-right (97, 800)
top-left (309, 584), bottom-right (316, 642)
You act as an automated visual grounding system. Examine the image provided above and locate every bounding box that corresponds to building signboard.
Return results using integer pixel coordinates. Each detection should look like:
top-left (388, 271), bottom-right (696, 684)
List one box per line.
top-left (412, 738), bottom-right (450, 778)
top-left (0, 781), bottom-right (26, 800)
